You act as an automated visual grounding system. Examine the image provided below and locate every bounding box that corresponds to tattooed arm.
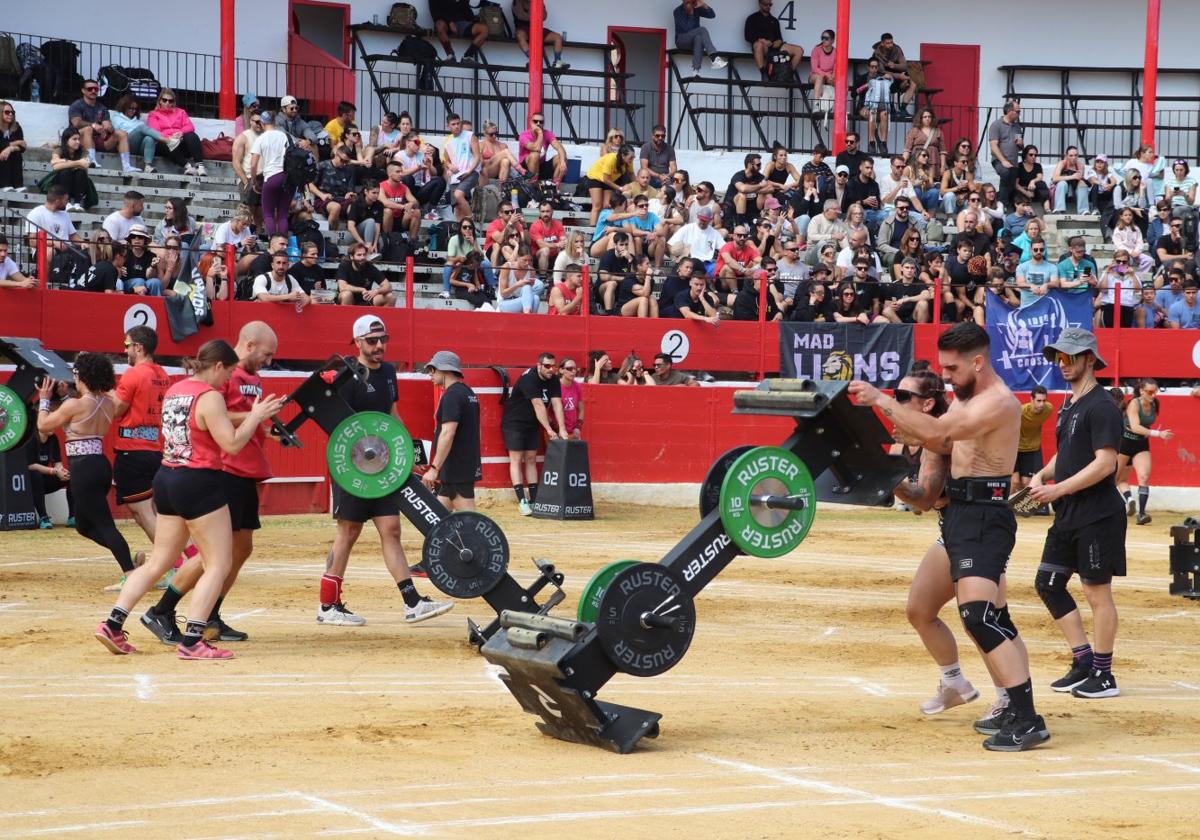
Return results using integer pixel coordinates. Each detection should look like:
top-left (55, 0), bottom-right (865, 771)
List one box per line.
top-left (893, 448), bottom-right (950, 512)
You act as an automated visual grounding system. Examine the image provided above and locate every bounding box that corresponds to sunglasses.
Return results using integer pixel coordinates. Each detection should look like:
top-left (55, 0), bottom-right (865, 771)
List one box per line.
top-left (1172, 224), bottom-right (1183, 229)
top-left (123, 340), bottom-right (133, 349)
top-left (1114, 258), bottom-right (1129, 264)
top-left (653, 133), bottom-right (665, 139)
top-left (1131, 175), bottom-right (1142, 180)
top-left (893, 388), bottom-right (926, 404)
top-left (1054, 351), bottom-right (1079, 365)
top-left (1, 109), bottom-right (13, 115)
top-left (532, 119), bottom-right (544, 125)
top-left (84, 86), bottom-right (98, 92)
top-left (842, 291), bottom-right (857, 296)
top-left (361, 336), bottom-right (389, 346)
top-left (821, 34), bottom-right (832, 40)
top-left (159, 98), bottom-right (175, 104)
top-left (539, 362), bottom-right (558, 369)
top-left (501, 209), bottom-right (514, 215)
top-left (855, 264), bottom-right (869, 270)
top-left (562, 365), bottom-right (577, 371)
top-left (734, 233), bottom-right (747, 239)
top-left (837, 173), bottom-right (849, 178)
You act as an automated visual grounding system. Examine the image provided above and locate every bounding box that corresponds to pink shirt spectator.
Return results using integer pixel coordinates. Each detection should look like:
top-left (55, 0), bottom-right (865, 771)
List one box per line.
top-left (560, 379), bottom-right (583, 435)
top-left (810, 44), bottom-right (836, 80)
top-left (147, 106), bottom-right (196, 137)
top-left (518, 128), bottom-right (557, 154)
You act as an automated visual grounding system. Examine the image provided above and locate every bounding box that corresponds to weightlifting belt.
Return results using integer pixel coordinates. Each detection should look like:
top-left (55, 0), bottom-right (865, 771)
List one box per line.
top-left (944, 476), bottom-right (1010, 505)
top-left (66, 438), bottom-right (105, 457)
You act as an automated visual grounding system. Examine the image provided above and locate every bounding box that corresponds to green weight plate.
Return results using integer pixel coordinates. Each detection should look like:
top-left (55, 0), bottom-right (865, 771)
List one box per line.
top-left (719, 446), bottom-right (816, 558)
top-left (576, 559), bottom-right (640, 623)
top-left (699, 445), bottom-right (755, 518)
top-left (326, 411), bottom-right (414, 499)
top-left (0, 384), bottom-right (30, 453)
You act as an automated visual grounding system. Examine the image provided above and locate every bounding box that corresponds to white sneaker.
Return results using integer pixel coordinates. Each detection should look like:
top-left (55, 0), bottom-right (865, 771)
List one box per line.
top-left (67, 202), bottom-right (83, 212)
top-left (710, 56), bottom-right (727, 70)
top-left (438, 291), bottom-right (451, 299)
top-left (518, 499), bottom-right (533, 516)
top-left (183, 163), bottom-right (197, 176)
top-left (317, 601), bottom-right (366, 626)
top-left (1125, 495), bottom-right (1136, 516)
top-left (404, 597), bottom-right (454, 624)
top-left (195, 163), bottom-right (207, 177)
top-left (919, 679), bottom-right (979, 715)
top-left (122, 165), bottom-right (139, 174)
top-left (143, 164), bottom-right (156, 173)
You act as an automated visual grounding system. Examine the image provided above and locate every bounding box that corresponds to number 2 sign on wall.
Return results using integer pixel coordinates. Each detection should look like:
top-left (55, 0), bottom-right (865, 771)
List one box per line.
top-left (123, 303), bottom-right (157, 334)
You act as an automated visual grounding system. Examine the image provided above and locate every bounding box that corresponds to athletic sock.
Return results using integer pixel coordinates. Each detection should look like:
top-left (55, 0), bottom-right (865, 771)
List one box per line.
top-left (397, 579), bottom-right (421, 608)
top-left (1071, 642), bottom-right (1093, 667)
top-left (181, 619), bottom-right (206, 648)
top-left (1092, 651), bottom-right (1114, 674)
top-left (554, 51), bottom-right (563, 62)
top-left (105, 606), bottom-right (129, 634)
top-left (1122, 489), bottom-right (1132, 502)
top-left (1138, 486), bottom-right (1149, 515)
top-left (513, 484), bottom-right (526, 503)
top-left (120, 152), bottom-right (131, 168)
top-left (1006, 678), bottom-right (1035, 717)
top-left (155, 583), bottom-right (185, 615)
top-left (938, 662), bottom-right (964, 683)
top-left (208, 595), bottom-right (225, 623)
top-left (320, 574), bottom-right (343, 607)
top-left (87, 149), bottom-right (97, 164)
top-left (527, 483), bottom-right (538, 502)
top-left (994, 686), bottom-right (1009, 704)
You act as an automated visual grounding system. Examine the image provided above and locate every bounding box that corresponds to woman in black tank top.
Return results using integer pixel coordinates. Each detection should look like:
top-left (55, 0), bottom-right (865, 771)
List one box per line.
top-left (1116, 378), bottom-right (1174, 525)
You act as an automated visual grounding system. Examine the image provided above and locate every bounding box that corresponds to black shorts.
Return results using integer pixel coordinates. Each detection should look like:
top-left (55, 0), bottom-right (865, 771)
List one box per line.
top-left (241, 182), bottom-right (261, 207)
top-left (1040, 515), bottom-right (1127, 584)
top-left (1015, 449), bottom-right (1044, 478)
top-left (114, 449), bottom-right (163, 505)
top-left (940, 500), bottom-right (1016, 583)
top-left (225, 474), bottom-right (262, 531)
top-left (331, 483), bottom-right (401, 523)
top-left (153, 467), bottom-right (228, 521)
top-left (502, 422), bottom-right (542, 452)
top-left (436, 480), bottom-right (476, 500)
top-left (1119, 435), bottom-right (1150, 457)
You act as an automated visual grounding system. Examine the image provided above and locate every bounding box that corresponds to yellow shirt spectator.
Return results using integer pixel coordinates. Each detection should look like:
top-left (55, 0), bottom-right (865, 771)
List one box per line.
top-left (1018, 400), bottom-right (1055, 452)
top-left (325, 118), bottom-right (348, 146)
top-left (587, 152), bottom-right (632, 185)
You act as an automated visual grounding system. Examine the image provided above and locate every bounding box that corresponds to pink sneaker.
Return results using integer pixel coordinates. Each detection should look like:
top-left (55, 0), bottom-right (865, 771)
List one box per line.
top-left (95, 622), bottom-right (137, 655)
top-left (176, 639), bottom-right (234, 660)
top-left (919, 679), bottom-right (979, 715)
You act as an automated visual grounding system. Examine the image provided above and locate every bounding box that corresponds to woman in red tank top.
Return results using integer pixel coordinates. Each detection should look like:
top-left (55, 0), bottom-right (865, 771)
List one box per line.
top-left (96, 340), bottom-right (283, 660)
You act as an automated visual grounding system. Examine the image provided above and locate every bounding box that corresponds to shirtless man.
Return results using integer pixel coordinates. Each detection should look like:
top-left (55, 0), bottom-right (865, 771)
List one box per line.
top-left (851, 322), bottom-right (1049, 751)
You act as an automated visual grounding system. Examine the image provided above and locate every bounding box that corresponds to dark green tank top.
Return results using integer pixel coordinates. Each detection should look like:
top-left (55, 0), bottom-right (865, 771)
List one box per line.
top-left (1122, 398), bottom-right (1158, 441)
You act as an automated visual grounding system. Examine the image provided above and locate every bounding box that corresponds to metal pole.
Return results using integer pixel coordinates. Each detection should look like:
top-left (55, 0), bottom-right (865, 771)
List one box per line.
top-left (1113, 281), bottom-right (1122, 384)
top-left (406, 255), bottom-right (416, 370)
top-left (581, 264), bottom-right (591, 364)
top-left (831, 0), bottom-right (851, 154)
top-left (757, 273), bottom-right (768, 381)
top-left (1141, 0), bottom-right (1161, 148)
top-left (36, 231), bottom-right (48, 283)
top-left (220, 0), bottom-right (236, 121)
top-left (529, 0), bottom-right (545, 115)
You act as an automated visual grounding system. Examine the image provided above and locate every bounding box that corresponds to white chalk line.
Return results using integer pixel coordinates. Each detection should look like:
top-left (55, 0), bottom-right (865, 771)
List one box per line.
top-left (291, 793), bottom-right (423, 837)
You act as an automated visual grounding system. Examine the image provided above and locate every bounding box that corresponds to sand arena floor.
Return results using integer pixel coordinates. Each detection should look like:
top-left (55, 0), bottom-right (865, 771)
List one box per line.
top-left (1, 502), bottom-right (1198, 839)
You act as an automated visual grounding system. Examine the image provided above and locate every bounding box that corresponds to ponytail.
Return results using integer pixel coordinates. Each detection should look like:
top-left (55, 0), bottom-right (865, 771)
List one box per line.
top-left (183, 339), bottom-right (238, 374)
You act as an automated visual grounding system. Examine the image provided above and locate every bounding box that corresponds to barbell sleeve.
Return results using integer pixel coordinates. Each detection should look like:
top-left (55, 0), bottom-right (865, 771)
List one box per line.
top-left (640, 611), bottom-right (684, 632)
top-left (749, 494), bottom-right (808, 511)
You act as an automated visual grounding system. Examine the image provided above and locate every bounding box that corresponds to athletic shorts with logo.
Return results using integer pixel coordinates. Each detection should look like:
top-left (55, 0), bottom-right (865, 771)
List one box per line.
top-left (1014, 448), bottom-right (1044, 478)
top-left (1039, 515), bottom-right (1127, 585)
top-left (940, 500), bottom-right (1016, 583)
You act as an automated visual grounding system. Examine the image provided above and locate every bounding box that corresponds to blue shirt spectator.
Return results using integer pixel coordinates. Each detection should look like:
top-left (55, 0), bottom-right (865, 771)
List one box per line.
top-left (1016, 254), bottom-right (1058, 308)
top-left (1168, 289), bottom-right (1200, 328)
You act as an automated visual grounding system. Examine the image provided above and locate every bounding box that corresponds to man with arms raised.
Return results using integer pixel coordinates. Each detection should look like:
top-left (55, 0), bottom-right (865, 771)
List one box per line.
top-left (1027, 328), bottom-right (1126, 699)
top-left (850, 322), bottom-right (1048, 751)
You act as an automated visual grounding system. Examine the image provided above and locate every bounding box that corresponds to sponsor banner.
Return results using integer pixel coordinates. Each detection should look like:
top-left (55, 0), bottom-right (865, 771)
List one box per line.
top-left (986, 290), bottom-right (1094, 391)
top-left (779, 323), bottom-right (914, 387)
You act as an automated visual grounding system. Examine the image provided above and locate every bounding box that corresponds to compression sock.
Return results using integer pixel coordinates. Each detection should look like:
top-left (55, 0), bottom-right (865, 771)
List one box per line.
top-left (1122, 489), bottom-right (1132, 503)
top-left (1006, 678), bottom-right (1035, 717)
top-left (320, 574), bottom-right (343, 607)
top-left (154, 584), bottom-right (185, 616)
top-left (527, 483), bottom-right (538, 502)
top-left (208, 595), bottom-right (225, 623)
top-left (1071, 642), bottom-right (1093, 666)
top-left (181, 619), bottom-right (206, 648)
top-left (398, 579), bottom-right (421, 608)
top-left (1138, 486), bottom-right (1149, 516)
top-left (513, 484), bottom-right (526, 502)
top-left (1092, 651), bottom-right (1114, 675)
top-left (105, 606), bottom-right (129, 635)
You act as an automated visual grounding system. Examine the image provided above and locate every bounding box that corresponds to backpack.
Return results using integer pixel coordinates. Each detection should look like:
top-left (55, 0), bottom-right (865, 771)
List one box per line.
top-left (15, 42), bottom-right (43, 71)
top-left (387, 2), bottom-right (419, 31)
top-left (471, 183), bottom-right (502, 222)
top-left (394, 37), bottom-right (437, 91)
top-left (38, 39), bottom-right (80, 101)
top-left (427, 220), bottom-right (456, 252)
top-left (765, 49), bottom-right (794, 84)
top-left (283, 139), bottom-right (318, 190)
top-left (294, 218), bottom-right (326, 260)
top-left (478, 1), bottom-right (507, 37)
top-left (0, 35), bottom-right (21, 78)
top-left (382, 233), bottom-right (411, 264)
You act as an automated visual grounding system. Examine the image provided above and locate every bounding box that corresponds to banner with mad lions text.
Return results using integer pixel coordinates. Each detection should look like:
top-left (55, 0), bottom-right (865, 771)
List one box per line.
top-left (986, 290), bottom-right (1094, 391)
top-left (778, 323), bottom-right (914, 387)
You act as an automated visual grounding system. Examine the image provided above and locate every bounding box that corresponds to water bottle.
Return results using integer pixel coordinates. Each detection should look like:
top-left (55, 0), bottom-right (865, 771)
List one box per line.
top-left (30, 79), bottom-right (40, 103)
top-left (287, 234), bottom-right (300, 262)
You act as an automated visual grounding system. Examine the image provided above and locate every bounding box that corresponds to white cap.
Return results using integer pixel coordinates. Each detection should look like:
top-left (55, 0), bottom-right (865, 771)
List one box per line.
top-left (280, 95), bottom-right (298, 108)
top-left (351, 315), bottom-right (387, 340)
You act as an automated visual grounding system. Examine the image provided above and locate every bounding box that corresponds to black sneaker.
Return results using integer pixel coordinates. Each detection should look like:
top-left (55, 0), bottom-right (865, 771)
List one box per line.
top-left (1050, 659), bottom-right (1093, 692)
top-left (982, 713), bottom-right (1050, 752)
top-left (140, 609), bottom-right (183, 646)
top-left (1071, 669), bottom-right (1120, 699)
top-left (972, 702), bottom-right (1012, 735)
top-left (203, 617), bottom-right (249, 642)
top-left (409, 560), bottom-right (429, 578)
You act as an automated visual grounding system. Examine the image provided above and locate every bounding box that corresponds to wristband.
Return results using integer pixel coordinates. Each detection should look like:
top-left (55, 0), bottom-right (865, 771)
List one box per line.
top-left (38, 399), bottom-right (51, 412)
top-left (1151, 429), bottom-right (1161, 438)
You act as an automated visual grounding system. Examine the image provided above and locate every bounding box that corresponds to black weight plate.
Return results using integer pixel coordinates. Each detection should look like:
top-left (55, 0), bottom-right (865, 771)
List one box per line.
top-left (596, 563), bottom-right (696, 677)
top-left (699, 445), bottom-right (755, 518)
top-left (422, 511), bottom-right (510, 599)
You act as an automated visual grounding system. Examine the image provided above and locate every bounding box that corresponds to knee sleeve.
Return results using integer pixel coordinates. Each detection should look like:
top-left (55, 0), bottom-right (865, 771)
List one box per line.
top-left (958, 600), bottom-right (1009, 653)
top-left (995, 604), bottom-right (1018, 640)
top-left (1035, 567), bottom-right (1077, 620)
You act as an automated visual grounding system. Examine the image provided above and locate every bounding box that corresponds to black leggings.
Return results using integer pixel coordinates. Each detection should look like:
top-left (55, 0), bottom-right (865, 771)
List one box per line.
top-left (403, 175), bottom-right (447, 209)
top-left (156, 131), bottom-right (203, 166)
top-left (68, 454), bottom-right (133, 573)
top-left (0, 147), bottom-right (22, 188)
top-left (30, 471), bottom-right (75, 520)
top-left (53, 167), bottom-right (89, 203)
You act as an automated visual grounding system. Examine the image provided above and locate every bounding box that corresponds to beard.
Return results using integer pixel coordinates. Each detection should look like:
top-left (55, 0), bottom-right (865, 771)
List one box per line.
top-left (953, 372), bottom-right (978, 400)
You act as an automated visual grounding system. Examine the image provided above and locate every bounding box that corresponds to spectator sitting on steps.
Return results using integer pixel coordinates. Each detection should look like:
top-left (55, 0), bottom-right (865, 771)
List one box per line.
top-left (530, 201), bottom-right (566, 273)
top-left (667, 204), bottom-right (724, 272)
top-left (253, 251), bottom-right (310, 309)
top-left (309, 144), bottom-right (358, 231)
top-left (673, 0), bottom-right (727, 76)
top-left (324, 101), bottom-right (356, 148)
top-left (394, 132), bottom-right (446, 217)
top-left (146, 88), bottom-right (206, 176)
top-left (745, 0), bottom-right (804, 81)
top-left (518, 112), bottom-right (568, 185)
top-left (496, 249), bottom-right (545, 313)
top-left (49, 128), bottom-right (94, 212)
top-left (431, 0), bottom-right (489, 63)
top-left (479, 120), bottom-right (527, 185)
top-left (676, 272), bottom-right (722, 325)
top-left (727, 152), bottom-right (781, 227)
top-left (596, 231), bottom-right (634, 314)
top-left (102, 190), bottom-right (146, 244)
top-left (109, 96), bottom-right (163, 174)
top-left (347, 180), bottom-right (386, 257)
top-left (548, 262), bottom-right (584, 315)
top-left (337, 242), bottom-right (395, 306)
top-left (872, 32), bottom-right (915, 119)
top-left (274, 95), bottom-right (318, 149)
top-left (513, 0), bottom-right (569, 69)
top-left (0, 233), bottom-right (35, 290)
top-left (380, 161), bottom-right (422, 242)
top-left (448, 250), bottom-right (494, 310)
top-left (717, 224), bottom-right (762, 294)
top-left (615, 254), bottom-right (658, 318)
top-left (67, 79), bottom-right (135, 173)
top-left (639, 125), bottom-right (677, 189)
top-left (442, 113), bottom-right (482, 222)
top-left (0, 101), bottom-right (26, 190)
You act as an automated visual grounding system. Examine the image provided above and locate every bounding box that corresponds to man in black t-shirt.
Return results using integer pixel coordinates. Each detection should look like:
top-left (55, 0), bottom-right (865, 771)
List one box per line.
top-left (881, 257), bottom-right (932, 323)
top-left (319, 315), bottom-right (452, 627)
top-left (726, 153), bottom-right (780, 227)
top-left (82, 244), bottom-right (124, 293)
top-left (502, 352), bottom-right (566, 515)
top-left (835, 132), bottom-right (873, 181)
top-left (336, 242), bottom-right (395, 306)
top-left (1027, 328), bottom-right (1126, 701)
top-left (744, 0), bottom-right (803, 80)
top-left (658, 256), bottom-right (695, 318)
top-left (421, 350), bottom-right (481, 510)
top-left (347, 180), bottom-right (385, 255)
top-left (596, 233), bottom-right (634, 314)
top-left (123, 227), bottom-right (155, 293)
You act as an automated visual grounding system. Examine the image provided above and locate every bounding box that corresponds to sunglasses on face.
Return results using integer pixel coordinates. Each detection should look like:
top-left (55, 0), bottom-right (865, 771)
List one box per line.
top-left (893, 388), bottom-right (926, 403)
top-left (1114, 258), bottom-right (1129, 264)
top-left (123, 340), bottom-right (133, 349)
top-left (561, 365), bottom-right (577, 371)
top-left (1131, 175), bottom-right (1142, 180)
top-left (855, 264), bottom-right (869, 270)
top-left (1054, 351), bottom-right (1078, 365)
top-left (539, 362), bottom-right (557, 369)
top-left (532, 119), bottom-right (544, 125)
top-left (361, 336), bottom-right (389, 346)
top-left (653, 133), bottom-right (665, 139)
top-left (2, 109), bottom-right (14, 115)
top-left (821, 35), bottom-right (832, 41)
top-left (842, 291), bottom-right (856, 297)
top-left (84, 86), bottom-right (98, 93)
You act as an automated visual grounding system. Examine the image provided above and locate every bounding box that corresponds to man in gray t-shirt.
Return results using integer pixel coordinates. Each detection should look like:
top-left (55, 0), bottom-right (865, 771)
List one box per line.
top-left (639, 124), bottom-right (677, 188)
top-left (988, 100), bottom-right (1025, 205)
